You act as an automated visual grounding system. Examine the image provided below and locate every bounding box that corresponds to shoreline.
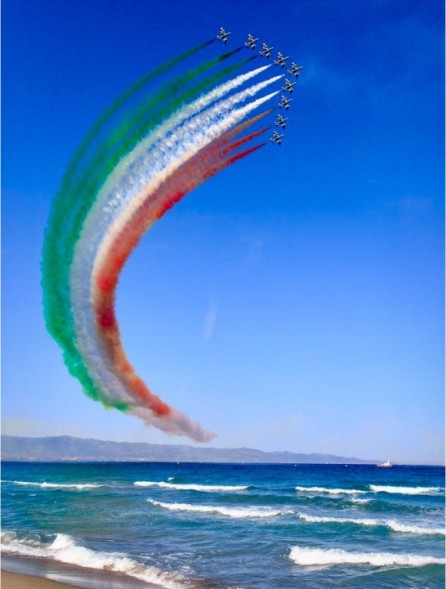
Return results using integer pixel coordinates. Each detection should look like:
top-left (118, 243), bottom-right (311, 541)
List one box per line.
top-left (1, 556), bottom-right (161, 589)
top-left (1, 553), bottom-right (166, 589)
top-left (1, 570), bottom-right (81, 589)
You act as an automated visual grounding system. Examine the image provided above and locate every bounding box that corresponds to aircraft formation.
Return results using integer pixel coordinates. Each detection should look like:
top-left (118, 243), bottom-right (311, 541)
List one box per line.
top-left (217, 28), bottom-right (302, 146)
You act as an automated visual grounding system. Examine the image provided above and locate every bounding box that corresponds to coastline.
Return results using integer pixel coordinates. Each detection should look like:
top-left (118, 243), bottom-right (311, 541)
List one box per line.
top-left (2, 570), bottom-right (80, 589)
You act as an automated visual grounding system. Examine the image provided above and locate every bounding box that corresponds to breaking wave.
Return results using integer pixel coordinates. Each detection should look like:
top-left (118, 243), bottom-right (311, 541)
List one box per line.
top-left (148, 499), bottom-right (287, 519)
top-left (0, 531), bottom-right (185, 588)
top-left (298, 514), bottom-right (445, 535)
top-left (350, 497), bottom-right (372, 504)
top-left (134, 481), bottom-right (248, 492)
top-left (295, 486), bottom-right (366, 495)
top-left (11, 481), bottom-right (103, 490)
top-left (369, 485), bottom-right (443, 496)
top-left (295, 484), bottom-right (444, 498)
top-left (289, 545), bottom-right (445, 567)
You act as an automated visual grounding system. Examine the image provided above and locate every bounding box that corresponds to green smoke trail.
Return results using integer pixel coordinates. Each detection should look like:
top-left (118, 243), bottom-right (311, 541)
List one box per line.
top-left (60, 46), bottom-right (242, 212)
top-left (58, 40), bottom-right (214, 200)
top-left (42, 41), bottom-right (213, 404)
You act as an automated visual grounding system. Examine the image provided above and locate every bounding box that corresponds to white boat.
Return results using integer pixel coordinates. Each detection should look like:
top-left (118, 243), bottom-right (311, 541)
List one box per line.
top-left (377, 459), bottom-right (393, 468)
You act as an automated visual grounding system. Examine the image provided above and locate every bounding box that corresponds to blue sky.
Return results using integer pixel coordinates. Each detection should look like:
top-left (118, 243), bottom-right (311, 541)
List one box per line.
top-left (2, 0), bottom-right (444, 464)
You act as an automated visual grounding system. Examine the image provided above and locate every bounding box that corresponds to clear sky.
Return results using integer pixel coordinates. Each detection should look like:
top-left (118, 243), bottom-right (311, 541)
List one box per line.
top-left (2, 0), bottom-right (444, 464)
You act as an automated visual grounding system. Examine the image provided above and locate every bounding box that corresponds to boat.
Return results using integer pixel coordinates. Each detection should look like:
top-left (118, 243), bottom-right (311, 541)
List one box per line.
top-left (377, 459), bottom-right (393, 468)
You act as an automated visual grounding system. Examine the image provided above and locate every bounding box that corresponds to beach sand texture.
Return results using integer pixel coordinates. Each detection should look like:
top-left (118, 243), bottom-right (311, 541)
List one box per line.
top-left (2, 570), bottom-right (79, 589)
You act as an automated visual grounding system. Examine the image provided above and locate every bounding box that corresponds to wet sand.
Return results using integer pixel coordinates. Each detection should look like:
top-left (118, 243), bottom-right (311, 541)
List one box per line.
top-left (1, 570), bottom-right (81, 589)
top-left (1, 560), bottom-right (163, 589)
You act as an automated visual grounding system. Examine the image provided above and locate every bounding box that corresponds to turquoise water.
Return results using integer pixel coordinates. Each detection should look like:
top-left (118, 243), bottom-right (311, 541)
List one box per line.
top-left (1, 462), bottom-right (445, 588)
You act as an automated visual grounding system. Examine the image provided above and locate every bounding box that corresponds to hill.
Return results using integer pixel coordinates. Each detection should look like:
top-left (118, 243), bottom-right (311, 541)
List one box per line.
top-left (1, 435), bottom-right (378, 464)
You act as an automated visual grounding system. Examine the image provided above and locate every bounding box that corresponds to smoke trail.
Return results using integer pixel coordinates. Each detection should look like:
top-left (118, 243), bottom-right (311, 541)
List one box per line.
top-left (60, 51), bottom-right (254, 224)
top-left (42, 62), bottom-right (269, 362)
top-left (89, 126), bottom-right (269, 424)
top-left (69, 75), bottom-right (279, 439)
top-left (73, 74), bottom-right (278, 358)
top-left (43, 40), bottom-right (287, 440)
top-left (57, 41), bottom-right (214, 195)
top-left (42, 53), bottom-right (254, 354)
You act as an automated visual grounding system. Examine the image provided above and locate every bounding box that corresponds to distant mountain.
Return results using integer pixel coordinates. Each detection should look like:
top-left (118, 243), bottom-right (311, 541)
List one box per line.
top-left (1, 435), bottom-right (378, 464)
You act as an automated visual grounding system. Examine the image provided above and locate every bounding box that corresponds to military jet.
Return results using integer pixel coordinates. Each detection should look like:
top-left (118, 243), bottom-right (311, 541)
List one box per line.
top-left (282, 78), bottom-right (296, 93)
top-left (245, 33), bottom-right (259, 50)
top-left (274, 52), bottom-right (289, 68)
top-left (217, 27), bottom-right (231, 43)
top-left (278, 95), bottom-right (293, 109)
top-left (275, 114), bottom-right (288, 129)
top-left (270, 130), bottom-right (284, 145)
top-left (288, 62), bottom-right (303, 77)
top-left (259, 43), bottom-right (273, 58)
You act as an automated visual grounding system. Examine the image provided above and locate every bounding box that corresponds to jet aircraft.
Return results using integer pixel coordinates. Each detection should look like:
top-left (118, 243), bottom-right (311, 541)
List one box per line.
top-left (282, 78), bottom-right (296, 93)
top-left (274, 52), bottom-right (289, 68)
top-left (275, 114), bottom-right (288, 129)
top-left (278, 95), bottom-right (293, 110)
top-left (288, 62), bottom-right (303, 77)
top-left (245, 33), bottom-right (259, 50)
top-left (259, 43), bottom-right (273, 58)
top-left (217, 27), bottom-right (231, 43)
top-left (270, 130), bottom-right (284, 145)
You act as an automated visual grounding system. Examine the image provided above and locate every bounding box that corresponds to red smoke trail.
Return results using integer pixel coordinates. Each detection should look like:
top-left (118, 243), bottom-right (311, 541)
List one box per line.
top-left (226, 109), bottom-right (272, 140)
top-left (223, 127), bottom-right (268, 155)
top-left (225, 142), bottom-right (266, 164)
top-left (95, 110), bottom-right (270, 297)
top-left (93, 126), bottom-right (266, 418)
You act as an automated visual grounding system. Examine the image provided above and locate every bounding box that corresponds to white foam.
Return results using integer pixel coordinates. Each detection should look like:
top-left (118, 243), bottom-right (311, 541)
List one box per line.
top-left (148, 499), bottom-right (287, 519)
top-left (289, 545), bottom-right (445, 567)
top-left (134, 481), bottom-right (248, 492)
top-left (12, 481), bottom-right (102, 490)
top-left (299, 514), bottom-right (377, 526)
top-left (1, 531), bottom-right (184, 588)
top-left (350, 497), bottom-right (372, 504)
top-left (384, 520), bottom-right (445, 536)
top-left (298, 514), bottom-right (445, 535)
top-left (295, 486), bottom-right (365, 495)
top-left (370, 485), bottom-right (443, 496)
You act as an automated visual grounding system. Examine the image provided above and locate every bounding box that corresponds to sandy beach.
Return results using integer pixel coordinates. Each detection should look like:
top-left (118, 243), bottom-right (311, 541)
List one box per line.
top-left (1, 570), bottom-right (80, 589)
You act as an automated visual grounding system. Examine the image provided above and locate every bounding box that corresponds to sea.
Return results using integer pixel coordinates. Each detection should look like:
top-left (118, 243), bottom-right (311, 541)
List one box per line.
top-left (1, 462), bottom-right (445, 589)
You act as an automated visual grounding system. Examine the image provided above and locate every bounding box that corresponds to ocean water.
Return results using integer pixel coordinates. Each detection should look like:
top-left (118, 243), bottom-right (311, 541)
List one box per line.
top-left (1, 462), bottom-right (444, 588)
